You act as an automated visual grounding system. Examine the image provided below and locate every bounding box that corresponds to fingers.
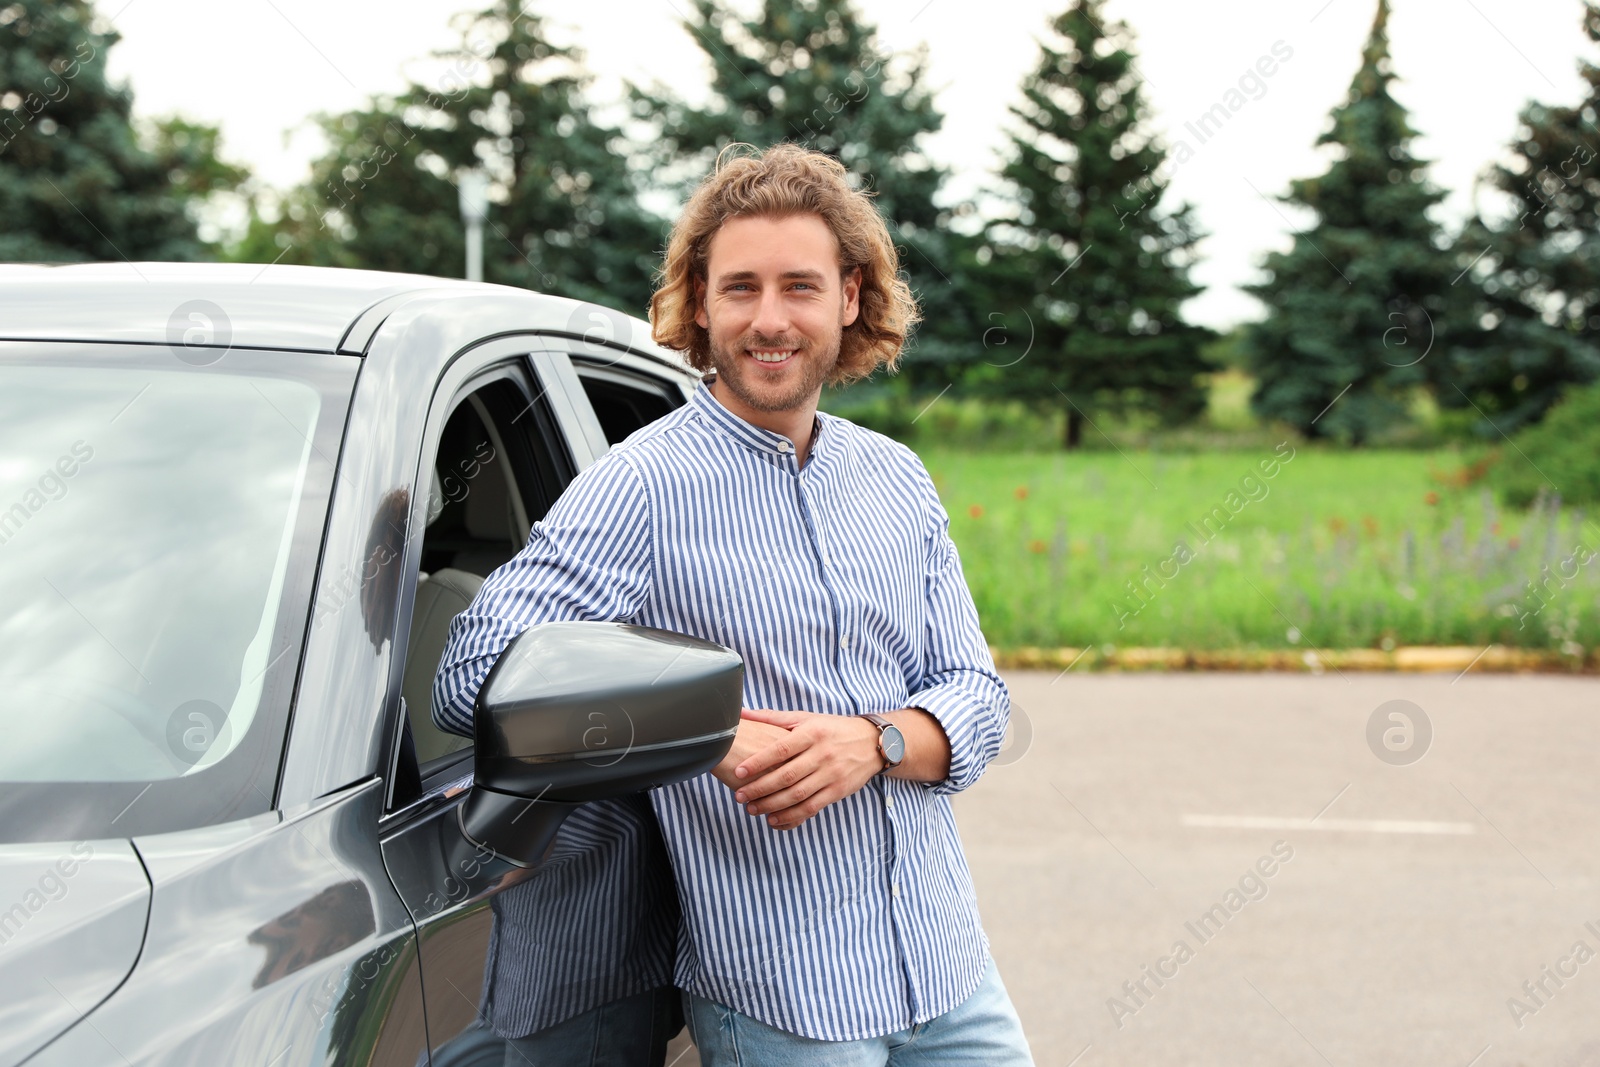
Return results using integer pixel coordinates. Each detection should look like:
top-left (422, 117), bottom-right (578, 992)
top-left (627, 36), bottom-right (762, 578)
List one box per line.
top-left (734, 729), bottom-right (808, 782)
top-left (736, 744), bottom-right (877, 827)
top-left (740, 707), bottom-right (805, 728)
top-left (720, 711), bottom-right (875, 830)
top-left (735, 750), bottom-right (824, 807)
top-left (764, 779), bottom-right (845, 831)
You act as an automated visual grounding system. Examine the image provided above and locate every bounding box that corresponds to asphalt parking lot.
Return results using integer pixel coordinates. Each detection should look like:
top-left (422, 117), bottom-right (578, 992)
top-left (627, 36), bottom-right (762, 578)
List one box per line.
top-left (969, 670), bottom-right (1600, 1066)
top-left (669, 670), bottom-right (1600, 1066)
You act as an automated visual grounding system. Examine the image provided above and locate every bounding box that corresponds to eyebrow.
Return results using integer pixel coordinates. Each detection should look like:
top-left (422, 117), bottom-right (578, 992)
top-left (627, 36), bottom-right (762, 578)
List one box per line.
top-left (714, 269), bottom-right (830, 285)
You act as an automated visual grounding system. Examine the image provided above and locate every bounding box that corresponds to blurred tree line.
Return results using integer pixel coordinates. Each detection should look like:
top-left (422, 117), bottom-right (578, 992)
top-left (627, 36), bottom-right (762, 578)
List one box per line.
top-left (4, 0), bottom-right (1600, 461)
top-left (0, 0), bottom-right (246, 260)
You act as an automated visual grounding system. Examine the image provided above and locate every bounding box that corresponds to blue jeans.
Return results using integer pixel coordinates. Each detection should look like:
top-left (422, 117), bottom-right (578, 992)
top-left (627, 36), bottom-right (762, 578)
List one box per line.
top-left (682, 953), bottom-right (1035, 1066)
top-left (499, 984), bottom-right (679, 1066)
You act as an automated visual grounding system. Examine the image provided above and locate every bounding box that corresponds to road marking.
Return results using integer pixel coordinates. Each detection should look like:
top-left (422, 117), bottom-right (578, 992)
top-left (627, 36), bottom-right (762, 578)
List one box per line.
top-left (1182, 814), bottom-right (1476, 835)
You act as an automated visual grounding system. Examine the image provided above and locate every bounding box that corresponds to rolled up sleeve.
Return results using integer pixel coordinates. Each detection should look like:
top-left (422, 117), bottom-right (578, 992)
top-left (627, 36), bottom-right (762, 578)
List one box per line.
top-left (906, 494), bottom-right (1010, 796)
top-left (431, 452), bottom-right (654, 737)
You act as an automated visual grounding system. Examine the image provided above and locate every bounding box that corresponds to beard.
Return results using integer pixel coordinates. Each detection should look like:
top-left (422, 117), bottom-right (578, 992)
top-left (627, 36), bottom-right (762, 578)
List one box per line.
top-left (706, 327), bottom-right (841, 414)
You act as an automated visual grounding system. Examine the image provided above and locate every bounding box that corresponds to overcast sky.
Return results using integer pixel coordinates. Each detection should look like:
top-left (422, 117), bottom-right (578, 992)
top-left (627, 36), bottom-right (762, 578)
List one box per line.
top-left (103, 0), bottom-right (1594, 329)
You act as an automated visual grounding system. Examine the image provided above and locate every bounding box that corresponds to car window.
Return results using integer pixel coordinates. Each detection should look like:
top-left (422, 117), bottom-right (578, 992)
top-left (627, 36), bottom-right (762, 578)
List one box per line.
top-left (572, 362), bottom-right (684, 445)
top-left (0, 345), bottom-right (353, 842)
top-left (397, 367), bottom-right (569, 788)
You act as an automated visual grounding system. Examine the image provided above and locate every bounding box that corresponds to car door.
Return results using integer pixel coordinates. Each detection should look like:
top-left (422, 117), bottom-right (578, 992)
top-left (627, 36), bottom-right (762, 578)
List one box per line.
top-left (375, 340), bottom-right (687, 1066)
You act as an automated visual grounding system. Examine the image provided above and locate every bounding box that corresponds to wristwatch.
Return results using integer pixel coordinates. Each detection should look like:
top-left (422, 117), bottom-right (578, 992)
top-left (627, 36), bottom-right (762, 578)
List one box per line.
top-left (861, 713), bottom-right (906, 771)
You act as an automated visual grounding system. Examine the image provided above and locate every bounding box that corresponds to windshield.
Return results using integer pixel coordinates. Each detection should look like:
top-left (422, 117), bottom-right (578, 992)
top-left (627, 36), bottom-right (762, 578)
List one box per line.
top-left (0, 344), bottom-right (354, 840)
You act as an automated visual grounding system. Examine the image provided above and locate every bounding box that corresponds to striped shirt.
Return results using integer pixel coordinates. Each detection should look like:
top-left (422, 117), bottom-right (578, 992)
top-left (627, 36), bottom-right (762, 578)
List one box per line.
top-left (433, 378), bottom-right (1010, 1042)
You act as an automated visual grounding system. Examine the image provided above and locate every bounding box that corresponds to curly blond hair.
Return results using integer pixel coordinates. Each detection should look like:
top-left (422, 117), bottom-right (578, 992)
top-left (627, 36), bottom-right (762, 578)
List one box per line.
top-left (648, 143), bottom-right (921, 385)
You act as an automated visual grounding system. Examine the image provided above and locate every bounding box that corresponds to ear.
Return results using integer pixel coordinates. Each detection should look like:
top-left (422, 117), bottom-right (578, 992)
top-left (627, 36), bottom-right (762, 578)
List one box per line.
top-left (693, 275), bottom-right (709, 330)
top-left (840, 265), bottom-right (862, 328)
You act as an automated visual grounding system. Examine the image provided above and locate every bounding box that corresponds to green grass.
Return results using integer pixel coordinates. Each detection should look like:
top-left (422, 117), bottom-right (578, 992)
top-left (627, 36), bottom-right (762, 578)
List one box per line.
top-left (924, 446), bottom-right (1600, 652)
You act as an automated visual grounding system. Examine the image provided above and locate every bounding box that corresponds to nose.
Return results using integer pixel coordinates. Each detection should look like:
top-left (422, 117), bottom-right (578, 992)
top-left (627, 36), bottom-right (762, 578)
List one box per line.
top-left (750, 285), bottom-right (790, 339)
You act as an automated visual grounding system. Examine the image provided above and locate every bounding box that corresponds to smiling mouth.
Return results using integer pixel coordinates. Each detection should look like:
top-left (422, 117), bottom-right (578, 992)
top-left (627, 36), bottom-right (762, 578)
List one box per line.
top-left (745, 348), bottom-right (798, 365)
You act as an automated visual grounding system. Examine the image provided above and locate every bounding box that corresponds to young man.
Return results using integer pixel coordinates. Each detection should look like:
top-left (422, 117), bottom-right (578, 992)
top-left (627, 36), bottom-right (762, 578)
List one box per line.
top-left (434, 143), bottom-right (1033, 1065)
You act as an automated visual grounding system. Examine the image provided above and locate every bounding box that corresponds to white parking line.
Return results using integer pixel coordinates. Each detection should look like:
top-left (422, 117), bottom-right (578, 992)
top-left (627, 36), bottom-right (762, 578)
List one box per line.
top-left (1182, 814), bottom-right (1476, 835)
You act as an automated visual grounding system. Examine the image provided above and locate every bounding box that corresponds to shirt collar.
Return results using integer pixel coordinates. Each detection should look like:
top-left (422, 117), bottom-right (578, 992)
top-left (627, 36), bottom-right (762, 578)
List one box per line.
top-left (691, 376), bottom-right (826, 464)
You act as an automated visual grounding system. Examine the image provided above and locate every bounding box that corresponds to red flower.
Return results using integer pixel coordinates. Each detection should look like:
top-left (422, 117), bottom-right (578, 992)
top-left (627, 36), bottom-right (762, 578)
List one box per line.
top-left (968, 505), bottom-right (984, 519)
top-left (1014, 486), bottom-right (1029, 500)
top-left (1424, 492), bottom-right (1439, 506)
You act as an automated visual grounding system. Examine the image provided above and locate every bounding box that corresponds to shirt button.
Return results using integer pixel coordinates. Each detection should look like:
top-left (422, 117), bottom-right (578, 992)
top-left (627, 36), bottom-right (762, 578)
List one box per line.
top-left (884, 794), bottom-right (894, 808)
top-left (777, 441), bottom-right (792, 454)
top-left (839, 634), bottom-right (851, 649)
top-left (891, 882), bottom-right (901, 899)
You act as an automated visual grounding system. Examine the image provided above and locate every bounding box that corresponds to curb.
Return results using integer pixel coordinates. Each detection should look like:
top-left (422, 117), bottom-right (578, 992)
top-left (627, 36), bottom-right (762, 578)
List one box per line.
top-left (990, 645), bottom-right (1600, 675)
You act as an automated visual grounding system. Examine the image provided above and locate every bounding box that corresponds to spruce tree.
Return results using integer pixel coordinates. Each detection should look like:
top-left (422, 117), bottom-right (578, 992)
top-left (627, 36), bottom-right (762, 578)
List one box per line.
top-left (1243, 0), bottom-right (1456, 444)
top-left (1439, 2), bottom-right (1600, 434)
top-left (969, 0), bottom-right (1210, 448)
top-left (255, 0), bottom-right (663, 314)
top-left (631, 0), bottom-right (966, 379)
top-left (0, 0), bottom-right (242, 261)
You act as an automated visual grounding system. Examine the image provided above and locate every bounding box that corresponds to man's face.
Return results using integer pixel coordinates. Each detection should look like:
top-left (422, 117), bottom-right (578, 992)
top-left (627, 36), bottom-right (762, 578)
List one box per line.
top-left (694, 213), bottom-right (861, 414)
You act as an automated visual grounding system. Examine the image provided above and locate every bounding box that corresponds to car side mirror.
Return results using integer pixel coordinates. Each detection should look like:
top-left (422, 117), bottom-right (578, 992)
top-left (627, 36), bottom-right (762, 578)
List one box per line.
top-left (458, 621), bottom-right (741, 865)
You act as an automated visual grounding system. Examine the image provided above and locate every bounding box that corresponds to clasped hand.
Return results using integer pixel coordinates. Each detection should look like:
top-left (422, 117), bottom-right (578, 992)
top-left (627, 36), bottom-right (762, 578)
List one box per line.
top-left (710, 708), bottom-right (883, 831)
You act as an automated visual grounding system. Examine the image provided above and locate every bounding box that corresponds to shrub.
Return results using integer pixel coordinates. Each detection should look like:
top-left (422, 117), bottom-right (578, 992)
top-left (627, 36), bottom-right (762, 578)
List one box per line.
top-left (1492, 379), bottom-right (1600, 508)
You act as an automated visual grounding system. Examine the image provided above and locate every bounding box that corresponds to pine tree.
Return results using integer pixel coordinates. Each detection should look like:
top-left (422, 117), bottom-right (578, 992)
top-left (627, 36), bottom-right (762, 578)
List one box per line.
top-left (255, 0), bottom-right (663, 314)
top-left (968, 0), bottom-right (1211, 448)
top-left (631, 0), bottom-right (966, 380)
top-left (1243, 0), bottom-right (1456, 444)
top-left (1439, 2), bottom-right (1600, 434)
top-left (0, 0), bottom-right (243, 261)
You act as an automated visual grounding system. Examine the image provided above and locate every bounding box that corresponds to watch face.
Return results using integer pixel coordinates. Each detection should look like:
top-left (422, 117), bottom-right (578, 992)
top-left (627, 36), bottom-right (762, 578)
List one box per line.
top-left (881, 724), bottom-right (906, 765)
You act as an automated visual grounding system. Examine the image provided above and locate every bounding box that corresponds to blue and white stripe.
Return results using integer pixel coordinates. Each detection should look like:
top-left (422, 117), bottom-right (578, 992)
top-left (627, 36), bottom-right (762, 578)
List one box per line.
top-left (479, 792), bottom-right (680, 1039)
top-left (434, 380), bottom-right (1011, 1042)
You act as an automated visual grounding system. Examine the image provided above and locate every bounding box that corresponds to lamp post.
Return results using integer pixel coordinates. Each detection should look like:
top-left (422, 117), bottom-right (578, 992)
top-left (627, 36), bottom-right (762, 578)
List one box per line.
top-left (458, 169), bottom-right (489, 282)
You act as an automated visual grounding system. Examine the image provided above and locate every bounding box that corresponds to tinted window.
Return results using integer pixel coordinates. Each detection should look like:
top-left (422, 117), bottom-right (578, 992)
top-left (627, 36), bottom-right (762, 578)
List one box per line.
top-left (574, 365), bottom-right (681, 445)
